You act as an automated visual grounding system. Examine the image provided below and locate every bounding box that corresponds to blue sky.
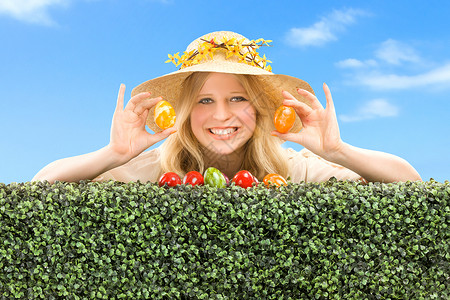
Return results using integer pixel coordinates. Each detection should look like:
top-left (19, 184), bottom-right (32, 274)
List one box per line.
top-left (1, 0), bottom-right (449, 183)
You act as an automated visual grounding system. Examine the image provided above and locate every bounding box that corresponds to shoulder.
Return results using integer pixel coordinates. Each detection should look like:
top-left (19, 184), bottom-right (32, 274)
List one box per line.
top-left (284, 147), bottom-right (317, 164)
top-left (119, 148), bottom-right (162, 178)
top-left (127, 148), bottom-right (161, 167)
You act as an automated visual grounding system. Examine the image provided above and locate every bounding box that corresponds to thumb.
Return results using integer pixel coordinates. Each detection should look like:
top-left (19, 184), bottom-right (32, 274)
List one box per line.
top-left (271, 130), bottom-right (304, 145)
top-left (149, 127), bottom-right (177, 144)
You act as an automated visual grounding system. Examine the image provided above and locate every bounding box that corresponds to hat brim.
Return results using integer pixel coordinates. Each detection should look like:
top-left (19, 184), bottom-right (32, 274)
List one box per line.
top-left (131, 61), bottom-right (314, 133)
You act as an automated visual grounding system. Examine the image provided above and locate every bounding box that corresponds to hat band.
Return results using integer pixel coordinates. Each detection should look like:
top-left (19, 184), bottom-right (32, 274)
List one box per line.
top-left (165, 36), bottom-right (273, 72)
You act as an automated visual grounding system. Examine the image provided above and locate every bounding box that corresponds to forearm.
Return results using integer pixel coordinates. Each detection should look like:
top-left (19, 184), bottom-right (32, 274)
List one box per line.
top-left (326, 142), bottom-right (422, 183)
top-left (32, 145), bottom-right (128, 183)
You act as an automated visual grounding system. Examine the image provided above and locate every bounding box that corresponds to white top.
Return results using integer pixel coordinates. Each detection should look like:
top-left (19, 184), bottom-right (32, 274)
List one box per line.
top-left (93, 147), bottom-right (361, 183)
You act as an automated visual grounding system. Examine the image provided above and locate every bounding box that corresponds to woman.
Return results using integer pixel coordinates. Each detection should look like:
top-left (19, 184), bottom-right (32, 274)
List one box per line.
top-left (33, 31), bottom-right (421, 183)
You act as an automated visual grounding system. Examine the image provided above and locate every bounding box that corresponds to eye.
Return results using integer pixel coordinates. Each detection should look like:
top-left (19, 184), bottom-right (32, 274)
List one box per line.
top-left (230, 96), bottom-right (248, 102)
top-left (198, 97), bottom-right (213, 104)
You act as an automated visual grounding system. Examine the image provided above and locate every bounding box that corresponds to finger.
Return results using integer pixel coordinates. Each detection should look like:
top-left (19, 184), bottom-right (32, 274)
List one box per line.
top-left (296, 88), bottom-right (324, 110)
top-left (125, 91), bottom-right (151, 111)
top-left (126, 93), bottom-right (160, 115)
top-left (115, 84), bottom-right (126, 112)
top-left (323, 83), bottom-right (335, 112)
top-left (134, 97), bottom-right (162, 116)
top-left (141, 105), bottom-right (150, 122)
top-left (282, 90), bottom-right (299, 102)
top-left (282, 91), bottom-right (314, 118)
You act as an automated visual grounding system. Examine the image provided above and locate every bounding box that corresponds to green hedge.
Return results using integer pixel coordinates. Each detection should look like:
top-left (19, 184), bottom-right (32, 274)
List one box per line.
top-left (0, 180), bottom-right (448, 299)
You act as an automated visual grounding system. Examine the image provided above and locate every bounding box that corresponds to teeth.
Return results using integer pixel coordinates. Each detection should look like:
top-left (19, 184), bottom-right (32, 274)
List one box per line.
top-left (210, 128), bottom-right (237, 135)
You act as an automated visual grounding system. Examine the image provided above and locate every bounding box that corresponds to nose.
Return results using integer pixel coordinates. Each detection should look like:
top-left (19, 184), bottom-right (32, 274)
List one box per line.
top-left (213, 100), bottom-right (233, 121)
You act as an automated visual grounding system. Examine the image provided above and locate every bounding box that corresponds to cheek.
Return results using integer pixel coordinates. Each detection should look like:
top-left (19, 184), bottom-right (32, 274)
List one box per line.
top-left (190, 106), bottom-right (207, 135)
top-left (239, 104), bottom-right (257, 131)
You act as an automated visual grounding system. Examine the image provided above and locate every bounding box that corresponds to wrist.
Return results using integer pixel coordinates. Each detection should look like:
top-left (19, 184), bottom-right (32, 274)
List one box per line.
top-left (322, 141), bottom-right (350, 165)
top-left (103, 145), bottom-right (133, 169)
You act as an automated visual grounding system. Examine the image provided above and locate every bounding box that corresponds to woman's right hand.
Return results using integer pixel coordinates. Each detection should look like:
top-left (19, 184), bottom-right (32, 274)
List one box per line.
top-left (108, 84), bottom-right (176, 163)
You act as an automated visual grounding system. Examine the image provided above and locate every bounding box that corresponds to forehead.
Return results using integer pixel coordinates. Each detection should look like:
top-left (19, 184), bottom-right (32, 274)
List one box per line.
top-left (199, 73), bottom-right (246, 94)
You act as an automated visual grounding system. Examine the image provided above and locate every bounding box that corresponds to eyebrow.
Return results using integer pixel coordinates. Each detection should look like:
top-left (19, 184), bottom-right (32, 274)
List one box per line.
top-left (197, 92), bottom-right (248, 97)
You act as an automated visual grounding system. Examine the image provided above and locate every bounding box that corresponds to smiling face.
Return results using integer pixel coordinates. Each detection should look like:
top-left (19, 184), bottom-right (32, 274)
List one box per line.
top-left (190, 73), bottom-right (257, 155)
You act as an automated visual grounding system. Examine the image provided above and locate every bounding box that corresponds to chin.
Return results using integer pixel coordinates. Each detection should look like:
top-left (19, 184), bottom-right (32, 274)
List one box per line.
top-left (205, 141), bottom-right (243, 156)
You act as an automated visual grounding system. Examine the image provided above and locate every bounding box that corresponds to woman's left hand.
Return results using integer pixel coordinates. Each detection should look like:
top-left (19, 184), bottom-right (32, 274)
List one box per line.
top-left (271, 83), bottom-right (344, 161)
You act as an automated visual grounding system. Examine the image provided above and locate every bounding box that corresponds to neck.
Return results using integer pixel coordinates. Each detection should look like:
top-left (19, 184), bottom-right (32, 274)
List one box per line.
top-left (202, 146), bottom-right (246, 180)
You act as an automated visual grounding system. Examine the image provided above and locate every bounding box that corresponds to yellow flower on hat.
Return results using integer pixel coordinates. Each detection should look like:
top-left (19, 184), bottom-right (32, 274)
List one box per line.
top-left (181, 60), bottom-right (193, 68)
top-left (237, 54), bottom-right (247, 64)
top-left (260, 54), bottom-right (272, 69)
top-left (165, 32), bottom-right (273, 72)
top-left (236, 38), bottom-right (245, 46)
top-left (196, 46), bottom-right (210, 63)
top-left (181, 50), bottom-right (195, 60)
top-left (254, 38), bottom-right (273, 47)
top-left (201, 41), bottom-right (217, 59)
top-left (165, 52), bottom-right (180, 66)
top-left (262, 39), bottom-right (273, 46)
top-left (222, 36), bottom-right (236, 47)
top-left (226, 45), bottom-right (243, 59)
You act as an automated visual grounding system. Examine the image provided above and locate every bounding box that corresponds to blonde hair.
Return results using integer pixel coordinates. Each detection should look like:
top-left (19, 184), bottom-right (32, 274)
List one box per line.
top-left (159, 72), bottom-right (289, 180)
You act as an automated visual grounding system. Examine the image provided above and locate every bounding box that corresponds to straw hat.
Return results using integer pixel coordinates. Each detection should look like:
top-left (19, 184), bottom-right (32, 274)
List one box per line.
top-left (131, 31), bottom-right (314, 133)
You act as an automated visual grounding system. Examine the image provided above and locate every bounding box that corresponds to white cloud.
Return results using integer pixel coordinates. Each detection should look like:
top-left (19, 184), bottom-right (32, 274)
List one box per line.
top-left (286, 8), bottom-right (368, 47)
top-left (335, 58), bottom-right (377, 68)
top-left (336, 39), bottom-right (420, 69)
top-left (0, 0), bottom-right (70, 25)
top-left (337, 38), bottom-right (450, 90)
top-left (339, 99), bottom-right (399, 122)
top-left (375, 39), bottom-right (421, 65)
top-left (359, 62), bottom-right (450, 90)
